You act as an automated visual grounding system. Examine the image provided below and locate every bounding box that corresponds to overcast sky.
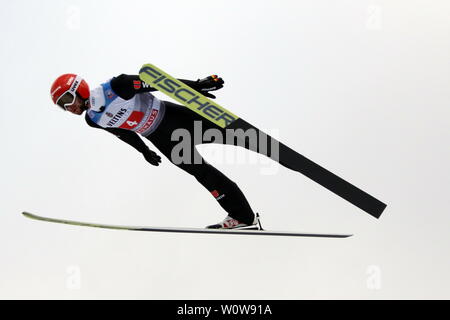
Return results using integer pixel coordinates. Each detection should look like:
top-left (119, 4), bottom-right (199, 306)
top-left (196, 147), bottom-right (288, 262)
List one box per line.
top-left (1, 0), bottom-right (449, 299)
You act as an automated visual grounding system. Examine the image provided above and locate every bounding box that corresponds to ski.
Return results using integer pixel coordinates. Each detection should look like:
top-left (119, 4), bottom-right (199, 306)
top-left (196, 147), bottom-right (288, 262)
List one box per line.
top-left (139, 64), bottom-right (387, 219)
top-left (22, 212), bottom-right (352, 238)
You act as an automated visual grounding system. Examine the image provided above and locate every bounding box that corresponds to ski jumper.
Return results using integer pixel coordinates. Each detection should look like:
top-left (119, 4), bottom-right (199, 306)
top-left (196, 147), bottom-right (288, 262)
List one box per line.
top-left (85, 74), bottom-right (255, 224)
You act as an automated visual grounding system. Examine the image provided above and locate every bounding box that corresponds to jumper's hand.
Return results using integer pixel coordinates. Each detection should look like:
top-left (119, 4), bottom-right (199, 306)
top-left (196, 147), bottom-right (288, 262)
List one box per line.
top-left (196, 75), bottom-right (224, 99)
top-left (142, 149), bottom-right (162, 166)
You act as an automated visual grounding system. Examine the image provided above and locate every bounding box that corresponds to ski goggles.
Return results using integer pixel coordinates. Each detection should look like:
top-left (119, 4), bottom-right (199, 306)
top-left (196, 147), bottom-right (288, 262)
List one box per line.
top-left (55, 76), bottom-right (83, 110)
top-left (56, 91), bottom-right (77, 110)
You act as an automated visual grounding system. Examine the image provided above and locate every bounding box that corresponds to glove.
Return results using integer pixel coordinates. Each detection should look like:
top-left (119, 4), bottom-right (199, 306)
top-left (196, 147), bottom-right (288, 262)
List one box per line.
top-left (142, 148), bottom-right (162, 166)
top-left (195, 75), bottom-right (224, 99)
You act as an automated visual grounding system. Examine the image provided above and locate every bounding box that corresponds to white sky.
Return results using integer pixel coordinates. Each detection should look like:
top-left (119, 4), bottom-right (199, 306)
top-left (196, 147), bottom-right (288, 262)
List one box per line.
top-left (1, 0), bottom-right (449, 299)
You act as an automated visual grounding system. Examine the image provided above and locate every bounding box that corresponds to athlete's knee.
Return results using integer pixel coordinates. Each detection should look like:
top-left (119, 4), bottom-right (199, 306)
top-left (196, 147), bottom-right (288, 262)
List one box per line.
top-left (176, 162), bottom-right (210, 181)
top-left (196, 164), bottom-right (233, 186)
top-left (192, 165), bottom-right (215, 183)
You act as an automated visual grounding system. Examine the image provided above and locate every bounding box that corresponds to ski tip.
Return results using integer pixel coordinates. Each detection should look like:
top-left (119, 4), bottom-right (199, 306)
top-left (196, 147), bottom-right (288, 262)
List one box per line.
top-left (22, 211), bottom-right (42, 221)
top-left (22, 211), bottom-right (36, 220)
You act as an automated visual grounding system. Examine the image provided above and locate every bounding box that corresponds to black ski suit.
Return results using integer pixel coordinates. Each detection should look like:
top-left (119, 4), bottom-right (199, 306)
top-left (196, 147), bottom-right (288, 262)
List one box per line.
top-left (85, 74), bottom-right (256, 224)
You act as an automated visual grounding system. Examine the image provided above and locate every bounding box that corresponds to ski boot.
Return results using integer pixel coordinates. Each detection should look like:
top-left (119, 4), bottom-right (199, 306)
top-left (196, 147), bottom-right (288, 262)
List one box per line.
top-left (206, 213), bottom-right (263, 230)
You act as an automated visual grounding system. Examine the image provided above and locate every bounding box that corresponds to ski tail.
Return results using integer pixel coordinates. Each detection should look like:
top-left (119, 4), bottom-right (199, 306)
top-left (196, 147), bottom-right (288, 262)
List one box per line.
top-left (228, 119), bottom-right (387, 219)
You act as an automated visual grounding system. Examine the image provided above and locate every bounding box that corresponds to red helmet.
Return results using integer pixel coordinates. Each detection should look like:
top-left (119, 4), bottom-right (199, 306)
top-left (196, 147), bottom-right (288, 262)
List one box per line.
top-left (50, 74), bottom-right (90, 110)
